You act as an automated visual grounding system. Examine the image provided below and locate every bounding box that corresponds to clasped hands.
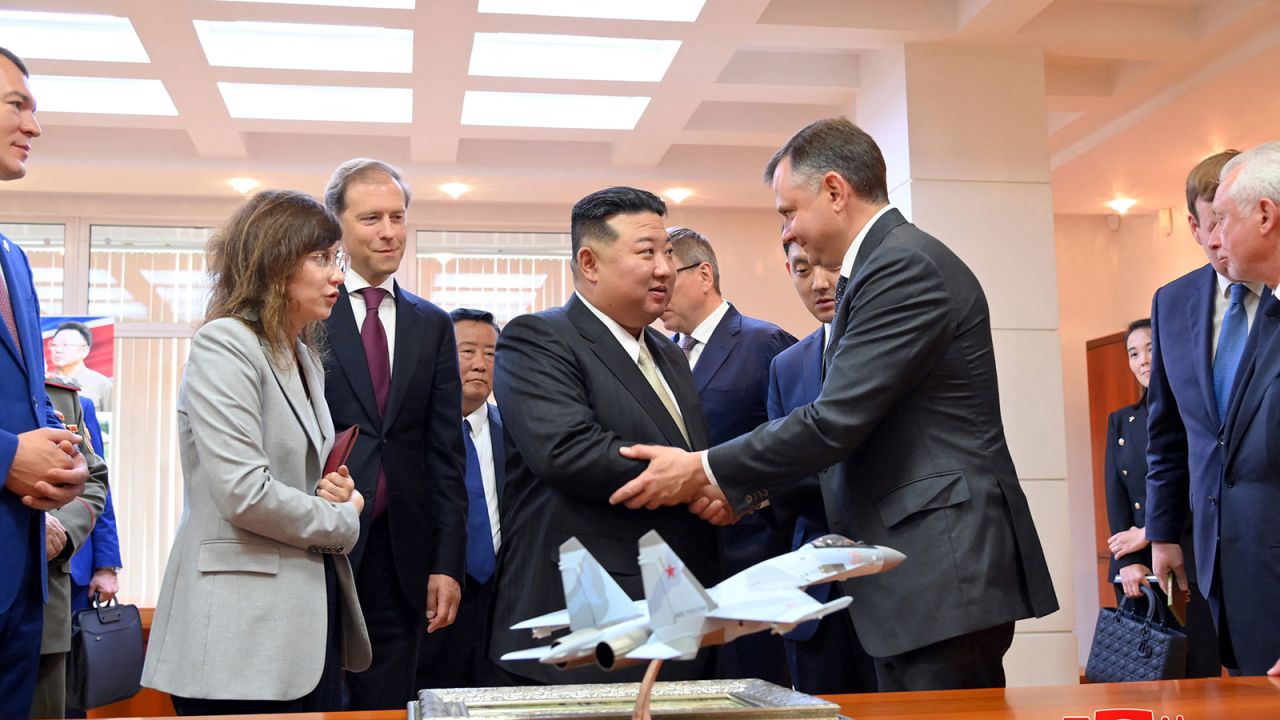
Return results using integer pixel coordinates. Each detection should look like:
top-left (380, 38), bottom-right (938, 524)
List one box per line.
top-left (609, 444), bottom-right (738, 526)
top-left (5, 427), bottom-right (89, 511)
top-left (316, 464), bottom-right (364, 514)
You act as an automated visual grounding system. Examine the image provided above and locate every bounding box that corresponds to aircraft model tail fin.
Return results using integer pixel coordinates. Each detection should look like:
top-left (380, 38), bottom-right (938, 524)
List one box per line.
top-left (638, 530), bottom-right (715, 636)
top-left (559, 537), bottom-right (641, 631)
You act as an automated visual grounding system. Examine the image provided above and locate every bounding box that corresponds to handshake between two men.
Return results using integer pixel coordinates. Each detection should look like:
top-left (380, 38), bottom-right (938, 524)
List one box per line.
top-left (610, 444), bottom-right (737, 527)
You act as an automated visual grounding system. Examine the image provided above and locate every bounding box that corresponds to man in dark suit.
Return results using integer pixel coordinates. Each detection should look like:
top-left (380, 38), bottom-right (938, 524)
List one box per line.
top-left (612, 118), bottom-right (1058, 691)
top-left (489, 186), bottom-right (720, 685)
top-left (321, 159), bottom-right (467, 709)
top-left (659, 226), bottom-right (795, 684)
top-left (1161, 141), bottom-right (1280, 675)
top-left (417, 308), bottom-right (505, 689)
top-left (768, 237), bottom-right (876, 695)
top-left (1143, 150), bottom-right (1249, 671)
top-left (0, 46), bottom-right (90, 719)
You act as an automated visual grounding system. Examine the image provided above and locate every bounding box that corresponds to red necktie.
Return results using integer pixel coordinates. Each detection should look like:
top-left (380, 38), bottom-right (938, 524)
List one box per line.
top-left (359, 287), bottom-right (391, 517)
top-left (0, 272), bottom-right (23, 355)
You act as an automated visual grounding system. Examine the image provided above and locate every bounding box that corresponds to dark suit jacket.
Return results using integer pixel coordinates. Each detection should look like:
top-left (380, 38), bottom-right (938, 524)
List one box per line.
top-left (707, 209), bottom-right (1058, 658)
top-left (1206, 293), bottom-right (1280, 673)
top-left (490, 294), bottom-right (719, 684)
top-left (1104, 400), bottom-right (1196, 584)
top-left (322, 283), bottom-right (468, 606)
top-left (678, 304), bottom-right (796, 446)
top-left (1144, 265), bottom-right (1267, 593)
top-left (1, 237), bottom-right (62, 614)
top-left (766, 327), bottom-right (829, 640)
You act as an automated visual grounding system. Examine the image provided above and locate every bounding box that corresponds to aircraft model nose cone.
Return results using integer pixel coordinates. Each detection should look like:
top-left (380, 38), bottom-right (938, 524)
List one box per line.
top-left (878, 546), bottom-right (907, 570)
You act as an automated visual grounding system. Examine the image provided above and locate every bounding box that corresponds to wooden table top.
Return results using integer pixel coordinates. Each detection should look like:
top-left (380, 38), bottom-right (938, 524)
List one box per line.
top-left (105, 676), bottom-right (1280, 720)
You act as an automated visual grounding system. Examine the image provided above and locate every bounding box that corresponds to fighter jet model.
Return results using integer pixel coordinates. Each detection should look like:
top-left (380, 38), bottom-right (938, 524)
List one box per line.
top-left (501, 530), bottom-right (904, 671)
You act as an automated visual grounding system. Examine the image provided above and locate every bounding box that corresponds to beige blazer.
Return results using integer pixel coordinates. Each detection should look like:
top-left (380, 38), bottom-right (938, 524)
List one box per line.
top-left (142, 317), bottom-right (370, 701)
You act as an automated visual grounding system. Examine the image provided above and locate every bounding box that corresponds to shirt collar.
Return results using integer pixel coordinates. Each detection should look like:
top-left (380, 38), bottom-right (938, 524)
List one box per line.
top-left (689, 300), bottom-right (730, 345)
top-left (465, 402), bottom-right (489, 434)
top-left (1215, 272), bottom-right (1264, 299)
top-left (840, 204), bottom-right (896, 280)
top-left (576, 291), bottom-right (644, 362)
top-left (344, 267), bottom-right (396, 298)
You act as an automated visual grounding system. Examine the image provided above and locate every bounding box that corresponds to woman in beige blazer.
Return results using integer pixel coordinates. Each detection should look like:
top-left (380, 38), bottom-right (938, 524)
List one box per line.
top-left (142, 190), bottom-right (371, 715)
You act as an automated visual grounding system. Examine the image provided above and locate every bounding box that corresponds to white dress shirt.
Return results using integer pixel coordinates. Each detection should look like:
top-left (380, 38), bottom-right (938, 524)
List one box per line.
top-left (682, 300), bottom-right (730, 370)
top-left (344, 267), bottom-right (397, 374)
top-left (575, 292), bottom-right (684, 422)
top-left (465, 403), bottom-right (502, 552)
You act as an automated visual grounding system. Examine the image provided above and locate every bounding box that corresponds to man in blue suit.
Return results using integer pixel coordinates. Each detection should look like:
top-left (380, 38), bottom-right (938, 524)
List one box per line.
top-left (0, 45), bottom-right (91, 719)
top-left (69, 398), bottom-right (121, 612)
top-left (417, 308), bottom-right (506, 688)
top-left (1144, 149), bottom-right (1266, 673)
top-left (1159, 141), bottom-right (1280, 675)
top-left (768, 237), bottom-right (876, 695)
top-left (660, 226), bottom-right (796, 684)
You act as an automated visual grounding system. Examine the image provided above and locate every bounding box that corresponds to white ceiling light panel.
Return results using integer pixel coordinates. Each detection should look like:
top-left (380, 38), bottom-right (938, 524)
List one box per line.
top-left (470, 33), bottom-right (680, 82)
top-left (0, 10), bottom-right (149, 63)
top-left (478, 0), bottom-right (705, 22)
top-left (194, 20), bottom-right (412, 73)
top-left (215, 0), bottom-right (415, 7)
top-left (462, 91), bottom-right (650, 130)
top-left (218, 82), bottom-right (412, 122)
top-left (30, 76), bottom-right (177, 116)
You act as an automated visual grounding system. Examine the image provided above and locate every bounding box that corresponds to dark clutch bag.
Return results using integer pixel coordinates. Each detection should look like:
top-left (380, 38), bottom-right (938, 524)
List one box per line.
top-left (324, 424), bottom-right (359, 475)
top-left (67, 595), bottom-right (144, 709)
top-left (1085, 584), bottom-right (1188, 683)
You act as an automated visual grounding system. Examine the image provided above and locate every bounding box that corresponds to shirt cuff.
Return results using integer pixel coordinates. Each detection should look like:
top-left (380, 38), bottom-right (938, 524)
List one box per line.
top-left (699, 450), bottom-right (719, 487)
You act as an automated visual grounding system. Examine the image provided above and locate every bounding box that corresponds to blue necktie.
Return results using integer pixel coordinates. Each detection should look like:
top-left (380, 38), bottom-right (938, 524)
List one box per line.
top-left (462, 420), bottom-right (496, 583)
top-left (1213, 283), bottom-right (1249, 422)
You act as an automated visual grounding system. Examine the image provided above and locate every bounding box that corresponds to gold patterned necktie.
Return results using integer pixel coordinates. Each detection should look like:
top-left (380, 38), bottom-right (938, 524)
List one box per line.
top-left (637, 342), bottom-right (690, 445)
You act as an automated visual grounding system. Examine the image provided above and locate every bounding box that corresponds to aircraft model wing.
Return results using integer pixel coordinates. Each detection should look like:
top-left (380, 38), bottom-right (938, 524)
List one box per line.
top-left (706, 590), bottom-right (851, 625)
top-left (625, 633), bottom-right (702, 662)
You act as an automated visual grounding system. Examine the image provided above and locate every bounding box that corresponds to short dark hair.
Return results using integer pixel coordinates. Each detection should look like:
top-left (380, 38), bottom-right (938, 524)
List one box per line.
top-left (0, 47), bottom-right (30, 77)
top-left (570, 187), bottom-right (667, 273)
top-left (1185, 150), bottom-right (1240, 222)
top-left (54, 321), bottom-right (92, 347)
top-left (764, 117), bottom-right (889, 204)
top-left (1125, 318), bottom-right (1152, 345)
top-left (449, 307), bottom-right (500, 334)
top-left (323, 158), bottom-right (412, 217)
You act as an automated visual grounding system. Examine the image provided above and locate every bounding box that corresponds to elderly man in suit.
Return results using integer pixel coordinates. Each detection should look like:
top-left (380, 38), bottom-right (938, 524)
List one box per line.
top-left (1139, 150), bottom-right (1251, 673)
top-left (31, 380), bottom-right (109, 720)
top-left (0, 45), bottom-right (90, 719)
top-left (613, 118), bottom-right (1058, 691)
top-left (489, 186), bottom-right (720, 685)
top-left (659, 226), bottom-right (795, 684)
top-left (768, 238), bottom-right (876, 695)
top-left (321, 159), bottom-right (467, 709)
top-left (1161, 140), bottom-right (1280, 676)
top-left (417, 308), bottom-right (506, 689)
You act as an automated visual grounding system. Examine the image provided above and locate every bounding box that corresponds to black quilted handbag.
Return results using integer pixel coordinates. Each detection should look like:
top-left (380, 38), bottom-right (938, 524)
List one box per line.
top-left (1085, 584), bottom-right (1188, 683)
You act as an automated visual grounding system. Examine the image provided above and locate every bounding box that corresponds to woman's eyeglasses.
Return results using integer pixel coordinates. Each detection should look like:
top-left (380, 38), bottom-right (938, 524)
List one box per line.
top-left (307, 250), bottom-right (350, 273)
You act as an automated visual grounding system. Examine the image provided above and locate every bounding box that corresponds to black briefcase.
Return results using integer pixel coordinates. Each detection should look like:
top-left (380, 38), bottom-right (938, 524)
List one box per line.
top-left (67, 595), bottom-right (144, 709)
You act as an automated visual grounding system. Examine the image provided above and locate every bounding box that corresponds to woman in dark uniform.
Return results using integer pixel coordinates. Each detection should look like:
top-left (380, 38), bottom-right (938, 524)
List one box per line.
top-left (1104, 318), bottom-right (1220, 677)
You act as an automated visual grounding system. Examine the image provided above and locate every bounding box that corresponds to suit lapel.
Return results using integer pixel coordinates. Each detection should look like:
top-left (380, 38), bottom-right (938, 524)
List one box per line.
top-left (383, 283), bottom-right (422, 429)
top-left (300, 345), bottom-right (333, 455)
top-left (489, 403), bottom-right (507, 496)
top-left (0, 243), bottom-right (31, 372)
top-left (1187, 265), bottom-right (1218, 422)
top-left (648, 327), bottom-right (707, 450)
top-left (803, 328), bottom-right (824, 397)
top-left (825, 208), bottom-right (908, 368)
top-left (691, 306), bottom-right (738, 392)
top-left (1223, 294), bottom-right (1280, 470)
top-left (327, 285), bottom-right (381, 425)
top-left (265, 338), bottom-right (323, 457)
top-left (567, 296), bottom-right (691, 449)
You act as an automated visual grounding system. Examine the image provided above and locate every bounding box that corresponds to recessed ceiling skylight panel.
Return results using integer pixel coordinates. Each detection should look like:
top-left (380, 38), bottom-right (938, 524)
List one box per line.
top-left (218, 82), bottom-right (412, 122)
top-left (461, 91), bottom-right (650, 130)
top-left (194, 20), bottom-right (412, 73)
top-left (470, 33), bottom-right (680, 82)
top-left (0, 10), bottom-right (149, 63)
top-left (477, 0), bottom-right (705, 22)
top-left (30, 76), bottom-right (177, 116)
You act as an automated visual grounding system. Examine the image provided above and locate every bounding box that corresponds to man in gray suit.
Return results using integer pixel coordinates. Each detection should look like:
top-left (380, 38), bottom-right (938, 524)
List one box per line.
top-left (612, 118), bottom-right (1058, 691)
